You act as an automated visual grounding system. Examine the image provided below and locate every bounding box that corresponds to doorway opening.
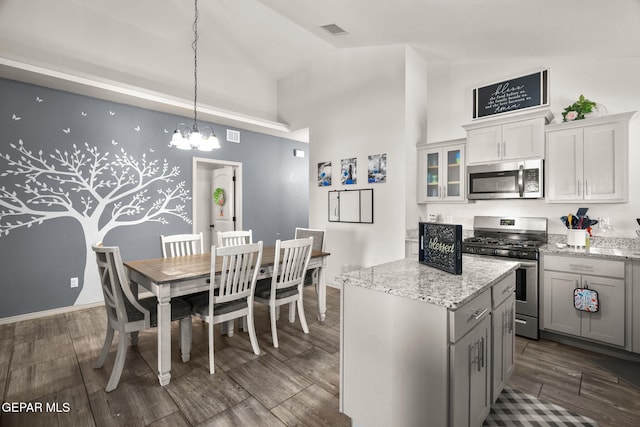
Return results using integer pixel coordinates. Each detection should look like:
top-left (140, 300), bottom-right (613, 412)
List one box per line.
top-left (192, 157), bottom-right (243, 251)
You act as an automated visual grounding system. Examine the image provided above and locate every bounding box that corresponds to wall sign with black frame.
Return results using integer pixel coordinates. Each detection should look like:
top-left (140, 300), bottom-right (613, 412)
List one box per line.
top-left (328, 189), bottom-right (373, 223)
top-left (473, 70), bottom-right (549, 119)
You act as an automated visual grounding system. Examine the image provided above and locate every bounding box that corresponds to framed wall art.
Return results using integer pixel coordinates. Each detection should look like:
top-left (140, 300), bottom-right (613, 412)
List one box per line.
top-left (341, 158), bottom-right (357, 185)
top-left (318, 161), bottom-right (332, 187)
top-left (368, 153), bottom-right (386, 183)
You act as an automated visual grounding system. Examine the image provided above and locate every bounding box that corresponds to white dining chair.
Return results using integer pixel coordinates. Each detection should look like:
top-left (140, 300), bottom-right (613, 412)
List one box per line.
top-left (217, 230), bottom-right (253, 247)
top-left (190, 242), bottom-right (263, 374)
top-left (160, 232), bottom-right (204, 258)
top-left (294, 227), bottom-right (325, 289)
top-left (92, 243), bottom-right (192, 392)
top-left (254, 237), bottom-right (313, 348)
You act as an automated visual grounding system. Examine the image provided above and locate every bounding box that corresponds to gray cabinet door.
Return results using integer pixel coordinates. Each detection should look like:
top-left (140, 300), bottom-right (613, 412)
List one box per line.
top-left (492, 295), bottom-right (515, 402)
top-left (450, 315), bottom-right (491, 427)
top-left (543, 270), bottom-right (581, 335)
top-left (580, 275), bottom-right (625, 346)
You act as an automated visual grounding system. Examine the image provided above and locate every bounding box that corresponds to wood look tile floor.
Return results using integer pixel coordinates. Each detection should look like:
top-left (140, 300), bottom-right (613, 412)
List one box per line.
top-left (0, 287), bottom-right (639, 426)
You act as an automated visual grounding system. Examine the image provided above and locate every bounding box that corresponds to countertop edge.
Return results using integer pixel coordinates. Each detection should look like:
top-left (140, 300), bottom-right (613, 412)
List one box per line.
top-left (339, 257), bottom-right (520, 310)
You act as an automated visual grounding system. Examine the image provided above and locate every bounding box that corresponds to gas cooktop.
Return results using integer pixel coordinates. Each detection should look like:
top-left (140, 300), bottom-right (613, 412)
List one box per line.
top-left (462, 216), bottom-right (548, 260)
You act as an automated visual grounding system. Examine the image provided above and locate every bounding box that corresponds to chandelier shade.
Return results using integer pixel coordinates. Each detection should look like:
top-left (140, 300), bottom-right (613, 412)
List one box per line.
top-left (169, 0), bottom-right (220, 151)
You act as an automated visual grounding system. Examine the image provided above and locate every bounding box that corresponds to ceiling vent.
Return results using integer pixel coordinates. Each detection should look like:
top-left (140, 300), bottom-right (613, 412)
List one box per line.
top-left (320, 23), bottom-right (348, 35)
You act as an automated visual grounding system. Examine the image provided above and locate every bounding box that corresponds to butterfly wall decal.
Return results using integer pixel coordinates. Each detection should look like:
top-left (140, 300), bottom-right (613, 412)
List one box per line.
top-left (63, 128), bottom-right (71, 134)
top-left (35, 97), bottom-right (43, 103)
top-left (12, 114), bottom-right (21, 121)
top-left (134, 126), bottom-right (140, 132)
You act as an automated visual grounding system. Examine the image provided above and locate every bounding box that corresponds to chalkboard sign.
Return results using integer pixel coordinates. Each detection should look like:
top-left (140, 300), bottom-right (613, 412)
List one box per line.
top-left (419, 222), bottom-right (462, 275)
top-left (473, 70), bottom-right (549, 119)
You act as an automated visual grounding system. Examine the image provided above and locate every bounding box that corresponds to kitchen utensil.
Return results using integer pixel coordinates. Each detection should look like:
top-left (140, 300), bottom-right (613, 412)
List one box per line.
top-left (576, 207), bottom-right (589, 218)
top-left (637, 218), bottom-right (640, 226)
top-left (568, 213), bottom-right (573, 229)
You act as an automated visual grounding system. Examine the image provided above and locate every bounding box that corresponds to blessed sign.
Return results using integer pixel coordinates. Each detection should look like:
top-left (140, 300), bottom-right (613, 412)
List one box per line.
top-left (419, 223), bottom-right (462, 275)
top-left (473, 70), bottom-right (549, 119)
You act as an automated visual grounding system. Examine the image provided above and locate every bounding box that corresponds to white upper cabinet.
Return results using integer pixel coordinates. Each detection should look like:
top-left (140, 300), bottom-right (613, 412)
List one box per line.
top-left (545, 111), bottom-right (635, 203)
top-left (463, 110), bottom-right (553, 165)
top-left (417, 139), bottom-right (466, 203)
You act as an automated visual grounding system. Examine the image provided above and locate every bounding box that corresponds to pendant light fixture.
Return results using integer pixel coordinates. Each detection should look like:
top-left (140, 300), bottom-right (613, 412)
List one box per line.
top-left (169, 0), bottom-right (220, 151)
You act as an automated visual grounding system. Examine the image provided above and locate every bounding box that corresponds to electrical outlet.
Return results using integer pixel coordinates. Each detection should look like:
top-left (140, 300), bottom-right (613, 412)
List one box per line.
top-left (70, 277), bottom-right (79, 288)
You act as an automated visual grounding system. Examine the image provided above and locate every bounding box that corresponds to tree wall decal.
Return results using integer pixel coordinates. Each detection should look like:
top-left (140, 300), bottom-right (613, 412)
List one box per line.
top-left (0, 139), bottom-right (191, 304)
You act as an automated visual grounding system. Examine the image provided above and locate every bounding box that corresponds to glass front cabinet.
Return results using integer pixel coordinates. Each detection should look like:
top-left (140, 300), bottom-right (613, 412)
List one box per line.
top-left (417, 139), bottom-right (466, 203)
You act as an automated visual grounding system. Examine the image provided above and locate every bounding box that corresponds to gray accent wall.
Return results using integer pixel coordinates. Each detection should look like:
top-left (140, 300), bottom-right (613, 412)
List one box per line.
top-left (0, 77), bottom-right (308, 318)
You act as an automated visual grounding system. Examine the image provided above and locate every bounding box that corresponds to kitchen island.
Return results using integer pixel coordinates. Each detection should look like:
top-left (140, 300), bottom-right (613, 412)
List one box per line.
top-left (338, 255), bottom-right (519, 427)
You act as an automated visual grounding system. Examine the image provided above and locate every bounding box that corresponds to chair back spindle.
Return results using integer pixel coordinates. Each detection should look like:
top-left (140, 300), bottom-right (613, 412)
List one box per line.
top-left (161, 233), bottom-right (204, 258)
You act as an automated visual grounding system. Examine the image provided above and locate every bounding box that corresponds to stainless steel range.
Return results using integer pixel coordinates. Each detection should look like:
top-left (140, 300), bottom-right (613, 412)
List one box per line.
top-left (462, 216), bottom-right (548, 339)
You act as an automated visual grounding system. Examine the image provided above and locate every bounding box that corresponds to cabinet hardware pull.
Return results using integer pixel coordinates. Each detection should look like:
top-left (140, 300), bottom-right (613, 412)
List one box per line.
top-left (503, 286), bottom-right (516, 293)
top-left (497, 142), bottom-right (501, 158)
top-left (470, 308), bottom-right (488, 320)
top-left (509, 307), bottom-right (514, 333)
top-left (514, 318), bottom-right (526, 325)
top-left (585, 179), bottom-right (589, 196)
top-left (480, 337), bottom-right (485, 369)
top-left (569, 264), bottom-right (593, 270)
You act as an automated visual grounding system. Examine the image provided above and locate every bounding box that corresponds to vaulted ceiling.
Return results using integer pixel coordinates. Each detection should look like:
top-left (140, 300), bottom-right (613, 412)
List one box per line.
top-left (1, 0), bottom-right (639, 138)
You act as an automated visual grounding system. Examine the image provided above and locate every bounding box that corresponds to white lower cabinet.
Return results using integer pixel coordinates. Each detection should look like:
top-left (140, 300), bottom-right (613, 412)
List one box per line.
top-left (491, 294), bottom-right (515, 402)
top-left (542, 255), bottom-right (626, 347)
top-left (450, 315), bottom-right (491, 427)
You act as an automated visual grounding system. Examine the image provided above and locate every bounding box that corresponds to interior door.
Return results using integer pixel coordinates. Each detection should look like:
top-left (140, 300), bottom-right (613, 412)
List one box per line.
top-left (212, 166), bottom-right (235, 243)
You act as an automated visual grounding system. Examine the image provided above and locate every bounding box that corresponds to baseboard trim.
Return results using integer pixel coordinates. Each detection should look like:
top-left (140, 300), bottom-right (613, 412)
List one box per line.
top-left (540, 330), bottom-right (640, 363)
top-left (0, 301), bottom-right (105, 325)
top-left (326, 281), bottom-right (342, 291)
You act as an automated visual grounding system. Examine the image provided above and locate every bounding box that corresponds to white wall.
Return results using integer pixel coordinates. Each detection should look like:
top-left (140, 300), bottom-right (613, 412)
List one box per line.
top-left (417, 58), bottom-right (640, 238)
top-left (279, 45), bottom-right (427, 284)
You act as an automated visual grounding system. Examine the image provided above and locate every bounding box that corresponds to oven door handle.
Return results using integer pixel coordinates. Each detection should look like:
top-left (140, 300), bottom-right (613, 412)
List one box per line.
top-left (518, 164), bottom-right (524, 197)
top-left (517, 260), bottom-right (538, 268)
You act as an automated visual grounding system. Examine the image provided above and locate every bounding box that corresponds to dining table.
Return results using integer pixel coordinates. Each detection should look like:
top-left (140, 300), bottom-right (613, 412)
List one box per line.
top-left (124, 245), bottom-right (330, 386)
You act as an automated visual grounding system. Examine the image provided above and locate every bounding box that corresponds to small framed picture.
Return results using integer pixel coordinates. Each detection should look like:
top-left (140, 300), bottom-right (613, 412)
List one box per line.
top-left (368, 154), bottom-right (386, 183)
top-left (318, 161), bottom-right (332, 187)
top-left (341, 158), bottom-right (357, 185)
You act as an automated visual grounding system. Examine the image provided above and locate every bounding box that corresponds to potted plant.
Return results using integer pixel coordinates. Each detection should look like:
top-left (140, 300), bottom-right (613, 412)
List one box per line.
top-left (562, 94), bottom-right (597, 122)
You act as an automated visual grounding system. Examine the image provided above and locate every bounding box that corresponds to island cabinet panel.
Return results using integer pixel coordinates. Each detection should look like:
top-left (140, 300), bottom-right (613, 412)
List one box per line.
top-left (491, 273), bottom-right (516, 403)
top-left (341, 284), bottom-right (449, 427)
top-left (450, 314), bottom-right (491, 427)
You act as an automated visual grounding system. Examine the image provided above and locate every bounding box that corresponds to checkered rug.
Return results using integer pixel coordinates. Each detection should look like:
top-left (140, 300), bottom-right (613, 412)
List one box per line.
top-left (484, 387), bottom-right (599, 426)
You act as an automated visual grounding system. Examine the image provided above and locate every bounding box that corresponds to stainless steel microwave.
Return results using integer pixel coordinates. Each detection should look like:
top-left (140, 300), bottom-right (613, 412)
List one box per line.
top-left (467, 159), bottom-right (543, 200)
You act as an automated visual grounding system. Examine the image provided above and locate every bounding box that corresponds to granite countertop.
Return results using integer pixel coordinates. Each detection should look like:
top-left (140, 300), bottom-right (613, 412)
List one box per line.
top-left (337, 255), bottom-right (519, 310)
top-left (407, 229), bottom-right (640, 261)
top-left (541, 234), bottom-right (640, 261)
